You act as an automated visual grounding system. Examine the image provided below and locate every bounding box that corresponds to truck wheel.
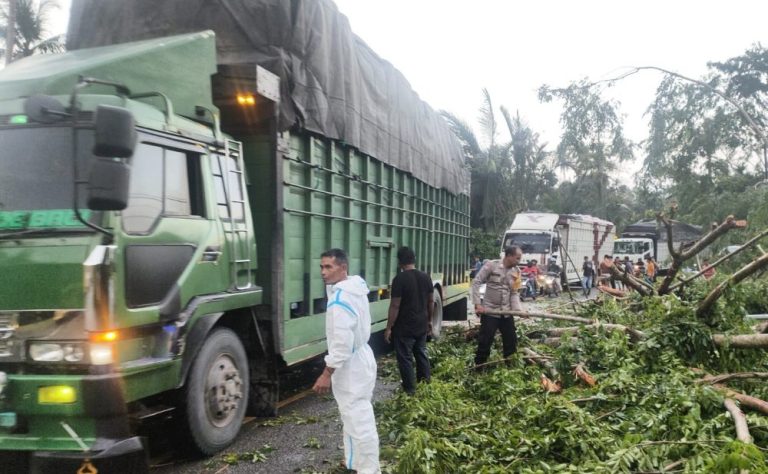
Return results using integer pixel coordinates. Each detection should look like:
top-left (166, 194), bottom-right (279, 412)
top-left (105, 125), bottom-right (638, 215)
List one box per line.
top-left (184, 328), bottom-right (249, 455)
top-left (430, 289), bottom-right (443, 340)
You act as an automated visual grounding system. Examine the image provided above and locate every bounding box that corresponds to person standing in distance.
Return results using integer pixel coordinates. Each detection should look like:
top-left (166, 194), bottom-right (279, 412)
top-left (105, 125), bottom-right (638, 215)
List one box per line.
top-left (471, 246), bottom-right (524, 368)
top-left (385, 247), bottom-right (433, 395)
top-left (582, 256), bottom-right (596, 297)
top-left (313, 248), bottom-right (380, 473)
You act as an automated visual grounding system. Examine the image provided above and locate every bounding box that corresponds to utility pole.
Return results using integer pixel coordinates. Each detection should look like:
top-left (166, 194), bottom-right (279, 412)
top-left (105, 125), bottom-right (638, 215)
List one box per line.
top-left (5, 0), bottom-right (16, 65)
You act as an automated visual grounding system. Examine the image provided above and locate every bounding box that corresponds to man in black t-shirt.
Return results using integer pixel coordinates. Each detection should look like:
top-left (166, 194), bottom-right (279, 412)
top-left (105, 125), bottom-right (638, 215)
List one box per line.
top-left (385, 247), bottom-right (433, 395)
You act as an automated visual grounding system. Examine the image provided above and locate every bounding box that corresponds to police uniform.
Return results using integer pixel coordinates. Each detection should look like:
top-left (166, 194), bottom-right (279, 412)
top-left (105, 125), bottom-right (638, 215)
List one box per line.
top-left (471, 259), bottom-right (523, 365)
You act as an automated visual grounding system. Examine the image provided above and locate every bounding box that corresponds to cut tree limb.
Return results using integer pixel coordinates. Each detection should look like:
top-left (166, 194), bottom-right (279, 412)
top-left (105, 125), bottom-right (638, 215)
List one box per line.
top-left (483, 309), bottom-right (592, 324)
top-left (504, 308), bottom-right (764, 348)
top-left (697, 372), bottom-right (768, 385)
top-left (522, 347), bottom-right (558, 378)
top-left (723, 398), bottom-right (752, 443)
top-left (526, 323), bottom-right (646, 342)
top-left (698, 251), bottom-right (768, 316)
top-left (669, 227), bottom-right (768, 292)
top-left (606, 265), bottom-right (654, 296)
top-left (716, 384), bottom-right (768, 416)
top-left (711, 333), bottom-right (768, 348)
top-left (658, 215), bottom-right (741, 295)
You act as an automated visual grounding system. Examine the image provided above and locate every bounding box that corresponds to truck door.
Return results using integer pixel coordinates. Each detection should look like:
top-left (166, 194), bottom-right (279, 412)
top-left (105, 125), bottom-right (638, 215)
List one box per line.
top-left (118, 138), bottom-right (228, 323)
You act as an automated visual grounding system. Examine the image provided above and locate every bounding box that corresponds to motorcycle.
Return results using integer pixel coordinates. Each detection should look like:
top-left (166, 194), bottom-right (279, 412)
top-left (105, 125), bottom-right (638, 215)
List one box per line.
top-left (520, 273), bottom-right (537, 300)
top-left (538, 271), bottom-right (561, 297)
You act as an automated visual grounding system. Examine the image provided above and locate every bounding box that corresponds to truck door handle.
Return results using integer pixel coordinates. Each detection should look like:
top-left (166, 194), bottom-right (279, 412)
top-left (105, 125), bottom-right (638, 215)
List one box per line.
top-left (202, 246), bottom-right (222, 262)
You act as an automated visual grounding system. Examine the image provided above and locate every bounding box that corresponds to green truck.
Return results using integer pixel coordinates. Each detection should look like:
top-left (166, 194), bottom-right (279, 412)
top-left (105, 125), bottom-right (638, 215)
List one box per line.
top-left (0, 16), bottom-right (469, 474)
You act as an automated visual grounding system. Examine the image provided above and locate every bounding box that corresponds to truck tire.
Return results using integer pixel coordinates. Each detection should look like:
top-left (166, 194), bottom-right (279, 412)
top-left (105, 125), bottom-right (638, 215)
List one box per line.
top-left (430, 289), bottom-right (443, 340)
top-left (184, 328), bottom-right (249, 455)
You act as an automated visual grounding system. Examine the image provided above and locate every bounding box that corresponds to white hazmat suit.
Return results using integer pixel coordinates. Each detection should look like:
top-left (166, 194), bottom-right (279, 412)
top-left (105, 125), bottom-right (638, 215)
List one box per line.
top-left (324, 275), bottom-right (380, 473)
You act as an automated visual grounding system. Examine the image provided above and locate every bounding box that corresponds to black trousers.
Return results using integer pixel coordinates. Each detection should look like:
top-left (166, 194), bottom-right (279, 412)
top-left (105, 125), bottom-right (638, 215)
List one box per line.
top-left (393, 332), bottom-right (431, 394)
top-left (474, 314), bottom-right (517, 365)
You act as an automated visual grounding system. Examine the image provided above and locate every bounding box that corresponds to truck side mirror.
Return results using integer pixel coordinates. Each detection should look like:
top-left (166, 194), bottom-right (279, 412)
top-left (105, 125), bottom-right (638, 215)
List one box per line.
top-left (87, 158), bottom-right (131, 210)
top-left (93, 105), bottom-right (137, 158)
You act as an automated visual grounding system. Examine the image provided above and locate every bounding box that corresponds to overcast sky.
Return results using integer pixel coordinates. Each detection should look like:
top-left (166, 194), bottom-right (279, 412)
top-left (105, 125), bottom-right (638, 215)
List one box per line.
top-left (50, 0), bottom-right (767, 159)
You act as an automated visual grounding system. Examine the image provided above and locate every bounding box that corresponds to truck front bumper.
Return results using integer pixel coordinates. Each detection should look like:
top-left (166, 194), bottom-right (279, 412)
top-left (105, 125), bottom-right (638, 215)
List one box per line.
top-left (0, 370), bottom-right (149, 473)
top-left (31, 436), bottom-right (148, 474)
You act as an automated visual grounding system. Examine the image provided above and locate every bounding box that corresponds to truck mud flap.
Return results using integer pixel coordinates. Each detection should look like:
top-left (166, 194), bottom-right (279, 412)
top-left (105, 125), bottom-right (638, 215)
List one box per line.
top-left (30, 436), bottom-right (148, 474)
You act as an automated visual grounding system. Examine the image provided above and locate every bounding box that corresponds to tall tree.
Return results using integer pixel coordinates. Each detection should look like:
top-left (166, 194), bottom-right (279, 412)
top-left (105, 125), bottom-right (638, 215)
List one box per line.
top-left (0, 0), bottom-right (63, 63)
top-left (539, 80), bottom-right (634, 219)
top-left (443, 91), bottom-right (557, 233)
top-left (443, 89), bottom-right (513, 232)
top-left (643, 45), bottom-right (768, 224)
top-left (500, 107), bottom-right (556, 212)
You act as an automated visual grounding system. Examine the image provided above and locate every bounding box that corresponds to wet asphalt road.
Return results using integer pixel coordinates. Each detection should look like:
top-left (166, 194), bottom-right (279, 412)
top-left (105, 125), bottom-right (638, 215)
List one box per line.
top-left (151, 335), bottom-right (399, 474)
top-left (150, 289), bottom-right (592, 473)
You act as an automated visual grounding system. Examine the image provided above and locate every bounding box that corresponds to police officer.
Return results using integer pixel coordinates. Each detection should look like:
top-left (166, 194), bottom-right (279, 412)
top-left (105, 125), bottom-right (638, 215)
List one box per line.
top-left (471, 246), bottom-right (524, 367)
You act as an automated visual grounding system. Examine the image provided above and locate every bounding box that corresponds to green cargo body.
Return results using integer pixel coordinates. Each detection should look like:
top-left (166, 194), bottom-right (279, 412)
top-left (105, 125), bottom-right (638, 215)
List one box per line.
top-left (241, 130), bottom-right (471, 365)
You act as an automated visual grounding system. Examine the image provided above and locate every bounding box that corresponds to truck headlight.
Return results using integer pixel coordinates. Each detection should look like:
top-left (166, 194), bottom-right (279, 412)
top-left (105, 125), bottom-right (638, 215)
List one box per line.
top-left (29, 342), bottom-right (86, 363)
top-left (89, 343), bottom-right (114, 365)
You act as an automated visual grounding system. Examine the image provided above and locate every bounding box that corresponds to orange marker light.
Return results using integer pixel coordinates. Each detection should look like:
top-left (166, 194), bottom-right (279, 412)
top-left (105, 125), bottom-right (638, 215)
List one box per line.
top-left (92, 331), bottom-right (119, 343)
top-left (236, 94), bottom-right (256, 106)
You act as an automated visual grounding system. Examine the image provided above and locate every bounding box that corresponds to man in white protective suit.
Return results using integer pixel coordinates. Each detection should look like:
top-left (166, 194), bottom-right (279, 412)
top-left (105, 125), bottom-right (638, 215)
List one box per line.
top-left (313, 248), bottom-right (381, 473)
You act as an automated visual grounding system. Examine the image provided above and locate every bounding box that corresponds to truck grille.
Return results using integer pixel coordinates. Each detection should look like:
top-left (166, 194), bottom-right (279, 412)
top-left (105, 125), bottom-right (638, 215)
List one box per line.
top-left (0, 313), bottom-right (18, 357)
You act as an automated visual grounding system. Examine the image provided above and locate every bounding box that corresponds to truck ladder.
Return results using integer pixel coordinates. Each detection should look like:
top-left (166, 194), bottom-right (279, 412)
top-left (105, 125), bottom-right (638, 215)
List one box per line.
top-left (218, 139), bottom-right (252, 290)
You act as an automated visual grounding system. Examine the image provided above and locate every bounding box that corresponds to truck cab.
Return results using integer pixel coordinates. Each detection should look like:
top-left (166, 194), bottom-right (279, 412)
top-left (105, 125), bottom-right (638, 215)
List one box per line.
top-left (499, 213), bottom-right (561, 265)
top-left (0, 32), bottom-right (267, 472)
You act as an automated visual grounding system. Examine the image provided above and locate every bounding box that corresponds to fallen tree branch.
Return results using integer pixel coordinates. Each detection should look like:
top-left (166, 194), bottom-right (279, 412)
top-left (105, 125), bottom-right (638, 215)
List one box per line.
top-left (669, 227), bottom-right (768, 292)
top-left (570, 395), bottom-right (612, 403)
top-left (484, 310), bottom-right (593, 324)
top-left (711, 333), bottom-right (768, 348)
top-left (716, 385), bottom-right (768, 416)
top-left (607, 265), bottom-right (654, 297)
top-left (658, 215), bottom-right (741, 295)
top-left (526, 323), bottom-right (646, 342)
top-left (663, 459), bottom-right (686, 472)
top-left (522, 347), bottom-right (558, 378)
top-left (509, 309), bottom-right (767, 349)
top-left (723, 398), bottom-right (752, 443)
top-left (755, 321), bottom-right (768, 334)
top-left (698, 251), bottom-right (768, 316)
top-left (697, 372), bottom-right (768, 385)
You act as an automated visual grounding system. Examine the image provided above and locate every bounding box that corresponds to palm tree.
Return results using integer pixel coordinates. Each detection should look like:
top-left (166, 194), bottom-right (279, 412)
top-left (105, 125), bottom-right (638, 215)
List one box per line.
top-left (1, 0), bottom-right (64, 63)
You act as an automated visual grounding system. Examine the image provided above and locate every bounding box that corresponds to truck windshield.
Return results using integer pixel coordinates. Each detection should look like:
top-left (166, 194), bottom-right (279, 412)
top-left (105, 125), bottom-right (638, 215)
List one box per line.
top-left (0, 127), bottom-right (95, 231)
top-left (503, 232), bottom-right (551, 254)
top-left (613, 241), bottom-right (642, 254)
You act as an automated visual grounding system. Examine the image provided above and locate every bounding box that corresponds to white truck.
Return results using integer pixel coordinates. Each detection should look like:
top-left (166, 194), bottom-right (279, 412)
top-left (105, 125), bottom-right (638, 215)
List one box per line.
top-left (500, 212), bottom-right (615, 285)
top-left (612, 219), bottom-right (703, 271)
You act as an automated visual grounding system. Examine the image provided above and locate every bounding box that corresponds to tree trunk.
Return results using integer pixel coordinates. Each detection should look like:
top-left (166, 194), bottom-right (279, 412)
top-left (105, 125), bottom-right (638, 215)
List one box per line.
top-left (5, 0), bottom-right (16, 65)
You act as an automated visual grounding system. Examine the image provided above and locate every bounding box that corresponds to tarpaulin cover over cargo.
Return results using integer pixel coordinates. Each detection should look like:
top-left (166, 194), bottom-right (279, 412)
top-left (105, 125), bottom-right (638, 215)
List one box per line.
top-left (66, 0), bottom-right (469, 195)
top-left (622, 219), bottom-right (703, 244)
